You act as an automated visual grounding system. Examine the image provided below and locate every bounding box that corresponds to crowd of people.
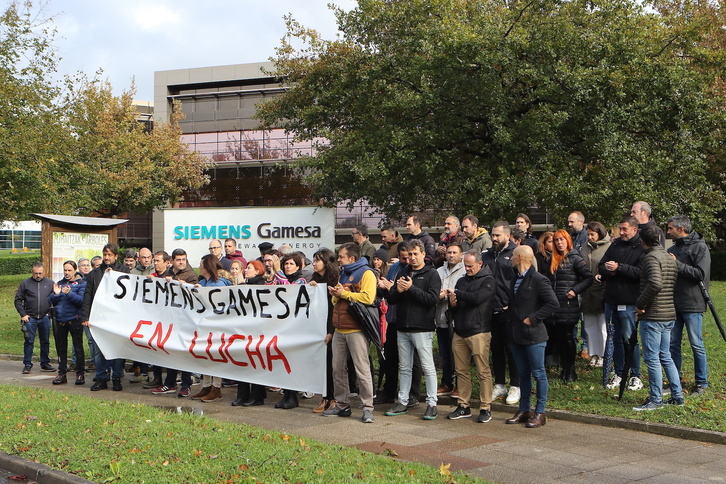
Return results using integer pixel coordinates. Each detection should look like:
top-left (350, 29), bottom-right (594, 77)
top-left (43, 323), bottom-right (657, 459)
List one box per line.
top-left (14, 201), bottom-right (711, 425)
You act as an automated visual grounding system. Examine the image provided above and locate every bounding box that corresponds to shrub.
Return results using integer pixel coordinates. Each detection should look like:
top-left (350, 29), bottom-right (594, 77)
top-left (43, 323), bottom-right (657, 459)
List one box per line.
top-left (0, 255), bottom-right (40, 276)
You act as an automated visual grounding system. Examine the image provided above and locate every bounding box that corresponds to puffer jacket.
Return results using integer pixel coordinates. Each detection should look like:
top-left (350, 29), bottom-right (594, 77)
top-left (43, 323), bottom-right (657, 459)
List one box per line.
top-left (451, 266), bottom-right (495, 337)
top-left (636, 246), bottom-right (677, 321)
top-left (598, 233), bottom-right (644, 305)
top-left (667, 231), bottom-right (710, 313)
top-left (546, 250), bottom-right (593, 325)
top-left (387, 263), bottom-right (441, 332)
top-left (49, 278), bottom-right (86, 322)
top-left (581, 236), bottom-right (611, 314)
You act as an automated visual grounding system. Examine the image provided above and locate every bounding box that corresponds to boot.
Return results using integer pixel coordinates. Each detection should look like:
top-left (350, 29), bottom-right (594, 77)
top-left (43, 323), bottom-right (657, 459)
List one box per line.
top-left (281, 390), bottom-right (299, 409)
top-left (232, 383), bottom-right (251, 406)
top-left (201, 386), bottom-right (223, 403)
top-left (191, 386), bottom-right (212, 400)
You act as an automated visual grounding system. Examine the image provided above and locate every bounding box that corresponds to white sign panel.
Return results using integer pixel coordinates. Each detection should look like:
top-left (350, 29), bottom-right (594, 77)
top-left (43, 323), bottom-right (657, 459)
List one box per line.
top-left (89, 272), bottom-right (328, 393)
top-left (162, 206), bottom-right (335, 264)
top-left (51, 232), bottom-right (109, 281)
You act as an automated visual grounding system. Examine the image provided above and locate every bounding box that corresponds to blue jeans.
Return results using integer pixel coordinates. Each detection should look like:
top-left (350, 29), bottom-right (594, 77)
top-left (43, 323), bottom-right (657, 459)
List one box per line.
top-left (671, 312), bottom-right (708, 387)
top-left (510, 341), bottom-right (548, 414)
top-left (605, 303), bottom-right (641, 378)
top-left (94, 351), bottom-right (124, 381)
top-left (23, 316), bottom-right (51, 367)
top-left (640, 320), bottom-right (683, 403)
top-left (397, 331), bottom-right (438, 406)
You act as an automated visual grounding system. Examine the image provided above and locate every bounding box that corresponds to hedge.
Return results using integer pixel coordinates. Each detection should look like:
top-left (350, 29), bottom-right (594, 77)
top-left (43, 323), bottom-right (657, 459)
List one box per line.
top-left (0, 254), bottom-right (41, 276)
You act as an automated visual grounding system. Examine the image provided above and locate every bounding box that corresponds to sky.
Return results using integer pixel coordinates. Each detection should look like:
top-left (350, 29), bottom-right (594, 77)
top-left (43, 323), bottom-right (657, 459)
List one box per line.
top-left (36, 0), bottom-right (358, 102)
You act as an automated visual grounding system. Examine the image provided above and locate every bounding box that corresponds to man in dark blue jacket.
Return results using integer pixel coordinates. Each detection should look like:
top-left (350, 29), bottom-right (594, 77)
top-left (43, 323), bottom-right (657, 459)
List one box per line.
top-left (385, 239), bottom-right (442, 420)
top-left (446, 250), bottom-right (495, 423)
top-left (15, 262), bottom-right (55, 374)
top-left (505, 246), bottom-right (559, 428)
top-left (667, 214), bottom-right (711, 395)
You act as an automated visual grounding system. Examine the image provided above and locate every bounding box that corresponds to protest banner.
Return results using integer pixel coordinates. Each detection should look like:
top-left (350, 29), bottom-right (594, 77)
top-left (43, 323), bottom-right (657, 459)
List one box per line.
top-left (89, 272), bottom-right (328, 393)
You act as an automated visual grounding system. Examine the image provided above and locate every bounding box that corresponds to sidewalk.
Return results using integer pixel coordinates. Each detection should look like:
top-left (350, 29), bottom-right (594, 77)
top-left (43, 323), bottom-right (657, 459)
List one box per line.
top-left (2, 358), bottom-right (725, 483)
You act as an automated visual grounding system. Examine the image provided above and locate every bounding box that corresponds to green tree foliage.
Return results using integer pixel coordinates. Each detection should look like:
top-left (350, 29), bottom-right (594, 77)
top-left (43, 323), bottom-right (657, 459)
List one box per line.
top-left (0, 1), bottom-right (207, 220)
top-left (259, 0), bottom-right (726, 231)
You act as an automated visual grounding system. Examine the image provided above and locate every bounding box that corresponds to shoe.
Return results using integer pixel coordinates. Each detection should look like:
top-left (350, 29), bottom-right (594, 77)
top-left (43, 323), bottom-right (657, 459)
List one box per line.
top-left (322, 405), bottom-right (352, 417)
top-left (22, 365), bottom-right (31, 374)
top-left (633, 400), bottom-right (663, 411)
top-left (52, 374), bottom-right (67, 385)
top-left (627, 376), bottom-right (644, 391)
top-left (580, 350), bottom-right (590, 360)
top-left (128, 375), bottom-right (145, 383)
top-left (406, 397), bottom-right (420, 408)
top-left (437, 384), bottom-right (452, 396)
top-left (505, 386), bottom-right (521, 405)
top-left (450, 386), bottom-right (459, 398)
top-left (506, 410), bottom-right (532, 424)
top-left (143, 378), bottom-right (163, 389)
top-left (589, 355), bottom-right (600, 367)
top-left (447, 405), bottom-right (472, 420)
top-left (275, 390), bottom-right (298, 409)
top-left (178, 387), bottom-right (191, 398)
top-left (201, 386), bottom-right (223, 403)
top-left (151, 385), bottom-right (177, 395)
top-left (221, 379), bottom-right (238, 388)
top-left (422, 405), bottom-right (437, 420)
top-left (241, 399), bottom-right (265, 407)
top-left (361, 409), bottom-right (375, 423)
top-left (191, 387), bottom-right (212, 400)
top-left (691, 385), bottom-right (708, 396)
top-left (477, 409), bottom-right (492, 423)
top-left (302, 392), bottom-right (315, 399)
top-left (41, 364), bottom-right (55, 372)
top-left (313, 398), bottom-right (331, 413)
top-left (75, 373), bottom-right (85, 385)
top-left (606, 373), bottom-right (622, 390)
top-left (385, 402), bottom-right (408, 416)
top-left (373, 393), bottom-right (394, 404)
top-left (90, 380), bottom-right (108, 391)
top-left (68, 363), bottom-right (76, 372)
top-left (492, 383), bottom-right (507, 400)
top-left (526, 413), bottom-right (547, 428)
top-left (112, 379), bottom-right (122, 391)
top-left (665, 396), bottom-right (685, 406)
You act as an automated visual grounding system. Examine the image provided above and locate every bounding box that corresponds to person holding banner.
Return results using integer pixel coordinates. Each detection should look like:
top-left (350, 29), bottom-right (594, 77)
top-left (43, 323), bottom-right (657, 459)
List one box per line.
top-left (49, 261), bottom-right (87, 385)
top-left (191, 255), bottom-right (232, 403)
top-left (322, 242), bottom-right (377, 423)
top-left (81, 243), bottom-right (130, 392)
top-left (309, 248), bottom-right (339, 413)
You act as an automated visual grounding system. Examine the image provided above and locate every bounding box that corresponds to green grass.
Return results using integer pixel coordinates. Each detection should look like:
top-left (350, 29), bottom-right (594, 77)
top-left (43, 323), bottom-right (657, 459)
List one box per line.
top-left (0, 385), bottom-right (481, 484)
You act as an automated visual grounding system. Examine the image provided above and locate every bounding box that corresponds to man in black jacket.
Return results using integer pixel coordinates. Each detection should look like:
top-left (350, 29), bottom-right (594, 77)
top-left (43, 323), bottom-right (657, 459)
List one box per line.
top-left (81, 243), bottom-right (130, 391)
top-left (385, 239), bottom-right (442, 420)
top-left (405, 216), bottom-right (436, 262)
top-left (446, 250), bottom-right (495, 423)
top-left (15, 262), bottom-right (55, 374)
top-left (505, 246), bottom-right (559, 428)
top-left (598, 216), bottom-right (644, 391)
top-left (482, 221), bottom-right (520, 405)
top-left (667, 214), bottom-right (710, 395)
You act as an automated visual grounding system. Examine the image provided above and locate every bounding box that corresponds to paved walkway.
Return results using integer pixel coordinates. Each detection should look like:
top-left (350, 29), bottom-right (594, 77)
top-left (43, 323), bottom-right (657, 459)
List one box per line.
top-left (2, 359), bottom-right (725, 483)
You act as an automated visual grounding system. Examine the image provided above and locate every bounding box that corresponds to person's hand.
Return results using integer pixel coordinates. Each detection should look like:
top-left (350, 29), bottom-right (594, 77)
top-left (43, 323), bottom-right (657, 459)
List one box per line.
top-left (53, 283), bottom-right (61, 295)
top-left (594, 274), bottom-right (602, 283)
top-left (309, 281), bottom-right (318, 287)
top-left (324, 333), bottom-right (333, 344)
top-left (81, 320), bottom-right (90, 327)
top-left (378, 278), bottom-right (393, 290)
top-left (272, 255), bottom-right (281, 273)
top-left (437, 245), bottom-right (446, 257)
top-left (21, 315), bottom-right (30, 323)
top-left (448, 291), bottom-right (457, 307)
top-left (523, 317), bottom-right (532, 326)
top-left (669, 253), bottom-right (676, 260)
top-left (62, 285), bottom-right (71, 294)
top-left (439, 289), bottom-right (447, 300)
top-left (397, 276), bottom-right (412, 292)
top-left (604, 261), bottom-right (619, 272)
top-left (329, 283), bottom-right (344, 298)
top-left (566, 290), bottom-right (576, 299)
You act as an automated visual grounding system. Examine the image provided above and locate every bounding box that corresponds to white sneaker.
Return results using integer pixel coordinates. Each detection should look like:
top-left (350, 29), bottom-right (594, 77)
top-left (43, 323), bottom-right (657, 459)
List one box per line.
top-left (491, 384), bottom-right (507, 400)
top-left (606, 373), bottom-right (622, 390)
top-left (505, 386), bottom-right (521, 405)
top-left (627, 376), bottom-right (643, 391)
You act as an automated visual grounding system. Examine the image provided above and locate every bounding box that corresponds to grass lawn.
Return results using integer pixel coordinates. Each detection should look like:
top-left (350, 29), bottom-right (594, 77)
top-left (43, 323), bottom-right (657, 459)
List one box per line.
top-left (0, 385), bottom-right (482, 483)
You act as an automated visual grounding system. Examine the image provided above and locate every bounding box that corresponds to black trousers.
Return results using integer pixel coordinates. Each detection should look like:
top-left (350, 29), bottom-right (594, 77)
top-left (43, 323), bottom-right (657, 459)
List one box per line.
top-left (54, 319), bottom-right (85, 375)
top-left (490, 311), bottom-right (520, 387)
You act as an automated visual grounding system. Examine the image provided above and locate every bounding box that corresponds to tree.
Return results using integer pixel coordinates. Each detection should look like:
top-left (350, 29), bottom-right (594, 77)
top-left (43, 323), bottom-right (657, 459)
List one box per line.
top-left (0, 1), bottom-right (207, 220)
top-left (259, 0), bottom-right (726, 232)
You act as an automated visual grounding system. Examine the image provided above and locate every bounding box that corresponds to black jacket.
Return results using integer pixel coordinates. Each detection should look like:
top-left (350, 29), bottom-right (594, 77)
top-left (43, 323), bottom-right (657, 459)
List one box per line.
top-left (482, 241), bottom-right (516, 312)
top-left (15, 277), bottom-right (54, 319)
top-left (451, 266), bottom-right (495, 337)
top-left (387, 263), bottom-right (441, 332)
top-left (507, 269), bottom-right (559, 345)
top-left (598, 233), bottom-right (644, 306)
top-left (667, 231), bottom-right (710, 313)
top-left (80, 261), bottom-right (130, 322)
top-left (547, 250), bottom-right (593, 325)
top-left (407, 231), bottom-right (437, 262)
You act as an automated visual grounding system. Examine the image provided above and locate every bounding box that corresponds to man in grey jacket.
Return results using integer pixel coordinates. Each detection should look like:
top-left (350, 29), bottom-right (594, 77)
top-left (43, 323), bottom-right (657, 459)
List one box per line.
top-left (666, 214), bottom-right (710, 395)
top-left (633, 225), bottom-right (683, 411)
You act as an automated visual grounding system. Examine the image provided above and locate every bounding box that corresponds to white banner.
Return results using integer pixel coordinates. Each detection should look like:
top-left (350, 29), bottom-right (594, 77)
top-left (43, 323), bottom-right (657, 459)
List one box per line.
top-left (89, 272), bottom-right (328, 393)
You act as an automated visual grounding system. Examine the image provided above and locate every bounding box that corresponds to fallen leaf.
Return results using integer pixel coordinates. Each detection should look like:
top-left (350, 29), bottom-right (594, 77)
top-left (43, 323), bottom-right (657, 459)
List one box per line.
top-left (409, 470), bottom-right (417, 476)
top-left (238, 464), bottom-right (249, 471)
top-left (440, 463), bottom-right (452, 476)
